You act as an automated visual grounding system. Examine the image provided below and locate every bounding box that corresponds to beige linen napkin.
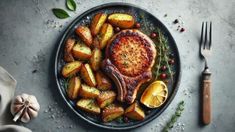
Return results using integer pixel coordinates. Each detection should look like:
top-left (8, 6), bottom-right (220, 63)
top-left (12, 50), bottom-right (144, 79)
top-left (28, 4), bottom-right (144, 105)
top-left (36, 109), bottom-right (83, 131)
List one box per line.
top-left (0, 66), bottom-right (31, 132)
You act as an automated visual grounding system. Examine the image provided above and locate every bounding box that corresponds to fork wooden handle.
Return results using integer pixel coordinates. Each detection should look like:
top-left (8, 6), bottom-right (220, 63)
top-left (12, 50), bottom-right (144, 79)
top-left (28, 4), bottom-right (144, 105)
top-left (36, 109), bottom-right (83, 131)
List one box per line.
top-left (202, 68), bottom-right (212, 125)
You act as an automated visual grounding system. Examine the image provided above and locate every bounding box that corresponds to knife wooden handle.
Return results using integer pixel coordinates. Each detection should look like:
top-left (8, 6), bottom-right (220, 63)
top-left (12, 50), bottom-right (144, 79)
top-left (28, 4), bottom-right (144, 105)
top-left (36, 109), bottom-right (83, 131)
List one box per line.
top-left (202, 68), bottom-right (212, 125)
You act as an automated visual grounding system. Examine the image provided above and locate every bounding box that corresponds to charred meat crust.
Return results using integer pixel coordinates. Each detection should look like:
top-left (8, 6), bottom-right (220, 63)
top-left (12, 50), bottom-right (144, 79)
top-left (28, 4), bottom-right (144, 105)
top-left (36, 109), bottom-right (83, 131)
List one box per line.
top-left (107, 30), bottom-right (155, 77)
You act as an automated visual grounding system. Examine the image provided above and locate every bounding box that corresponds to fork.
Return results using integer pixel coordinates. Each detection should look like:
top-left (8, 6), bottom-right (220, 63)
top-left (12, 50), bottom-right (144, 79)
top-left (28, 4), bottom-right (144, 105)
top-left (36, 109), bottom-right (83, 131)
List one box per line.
top-left (200, 22), bottom-right (212, 125)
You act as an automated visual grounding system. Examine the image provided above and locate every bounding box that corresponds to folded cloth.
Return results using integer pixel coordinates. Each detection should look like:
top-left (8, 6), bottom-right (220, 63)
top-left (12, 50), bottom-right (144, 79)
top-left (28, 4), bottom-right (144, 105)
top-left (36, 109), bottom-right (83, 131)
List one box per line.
top-left (0, 66), bottom-right (31, 132)
top-left (0, 125), bottom-right (31, 132)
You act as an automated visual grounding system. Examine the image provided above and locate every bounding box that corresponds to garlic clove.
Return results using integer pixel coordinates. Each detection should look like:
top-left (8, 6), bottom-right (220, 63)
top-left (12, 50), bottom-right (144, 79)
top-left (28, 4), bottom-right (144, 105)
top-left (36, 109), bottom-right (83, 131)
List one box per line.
top-left (13, 106), bottom-right (25, 122)
top-left (11, 104), bottom-right (23, 115)
top-left (28, 107), bottom-right (38, 118)
top-left (21, 93), bottom-right (29, 101)
top-left (21, 108), bottom-right (31, 123)
top-left (29, 103), bottom-right (40, 111)
top-left (14, 95), bottom-right (24, 104)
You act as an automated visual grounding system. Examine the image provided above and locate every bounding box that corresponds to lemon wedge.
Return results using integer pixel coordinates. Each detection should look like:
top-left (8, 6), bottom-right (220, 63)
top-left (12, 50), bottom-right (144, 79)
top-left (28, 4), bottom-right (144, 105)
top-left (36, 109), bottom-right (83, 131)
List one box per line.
top-left (140, 81), bottom-right (168, 108)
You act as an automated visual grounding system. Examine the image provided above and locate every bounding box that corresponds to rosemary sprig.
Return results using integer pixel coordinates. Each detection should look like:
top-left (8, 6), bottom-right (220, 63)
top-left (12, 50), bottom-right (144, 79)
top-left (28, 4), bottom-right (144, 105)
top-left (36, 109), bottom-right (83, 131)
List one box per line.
top-left (63, 75), bottom-right (73, 90)
top-left (153, 29), bottom-right (174, 82)
top-left (162, 101), bottom-right (185, 132)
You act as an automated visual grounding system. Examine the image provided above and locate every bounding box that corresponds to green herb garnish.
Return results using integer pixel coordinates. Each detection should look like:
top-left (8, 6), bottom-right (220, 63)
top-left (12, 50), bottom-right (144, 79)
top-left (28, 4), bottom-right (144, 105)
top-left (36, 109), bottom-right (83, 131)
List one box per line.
top-left (66, 0), bottom-right (76, 11)
top-left (162, 101), bottom-right (185, 132)
top-left (52, 8), bottom-right (70, 19)
top-left (153, 28), bottom-right (174, 82)
top-left (116, 116), bottom-right (124, 123)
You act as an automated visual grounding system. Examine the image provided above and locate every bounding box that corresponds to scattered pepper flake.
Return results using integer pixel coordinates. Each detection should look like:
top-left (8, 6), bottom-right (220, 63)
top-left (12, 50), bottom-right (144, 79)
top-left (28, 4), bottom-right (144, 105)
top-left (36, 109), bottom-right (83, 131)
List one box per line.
top-left (173, 19), bottom-right (179, 24)
top-left (180, 28), bottom-right (185, 32)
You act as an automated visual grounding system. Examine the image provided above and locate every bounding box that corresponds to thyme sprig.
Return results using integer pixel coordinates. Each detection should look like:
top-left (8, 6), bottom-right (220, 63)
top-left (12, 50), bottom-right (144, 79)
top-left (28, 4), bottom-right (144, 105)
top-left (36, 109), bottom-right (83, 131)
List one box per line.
top-left (162, 101), bottom-right (185, 132)
top-left (63, 75), bottom-right (73, 90)
top-left (154, 29), bottom-right (174, 82)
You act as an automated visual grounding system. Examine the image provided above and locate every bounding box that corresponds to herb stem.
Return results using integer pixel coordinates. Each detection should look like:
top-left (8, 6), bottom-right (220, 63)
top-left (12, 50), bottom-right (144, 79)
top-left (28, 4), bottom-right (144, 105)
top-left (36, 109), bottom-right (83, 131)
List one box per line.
top-left (162, 101), bottom-right (185, 132)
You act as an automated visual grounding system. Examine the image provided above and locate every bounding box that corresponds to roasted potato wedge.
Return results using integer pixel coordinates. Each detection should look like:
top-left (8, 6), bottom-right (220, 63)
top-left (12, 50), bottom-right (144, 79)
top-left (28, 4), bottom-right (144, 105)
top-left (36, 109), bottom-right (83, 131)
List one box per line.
top-left (95, 71), bottom-right (112, 90)
top-left (89, 48), bottom-right (102, 71)
top-left (75, 26), bottom-right (93, 47)
top-left (76, 99), bottom-right (100, 114)
top-left (102, 105), bottom-right (124, 122)
top-left (72, 42), bottom-right (92, 60)
top-left (108, 13), bottom-right (135, 28)
top-left (92, 36), bottom-right (100, 49)
top-left (67, 76), bottom-right (81, 100)
top-left (97, 90), bottom-right (116, 108)
top-left (80, 64), bottom-right (97, 87)
top-left (90, 13), bottom-right (107, 36)
top-left (79, 84), bottom-right (100, 99)
top-left (64, 38), bottom-right (75, 62)
top-left (62, 61), bottom-right (82, 78)
top-left (124, 101), bottom-right (145, 120)
top-left (99, 23), bottom-right (114, 49)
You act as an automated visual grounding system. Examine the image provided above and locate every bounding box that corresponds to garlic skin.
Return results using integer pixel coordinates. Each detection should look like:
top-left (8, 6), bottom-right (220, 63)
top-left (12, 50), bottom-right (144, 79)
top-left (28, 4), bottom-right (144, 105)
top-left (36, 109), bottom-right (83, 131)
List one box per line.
top-left (10, 93), bottom-right (40, 123)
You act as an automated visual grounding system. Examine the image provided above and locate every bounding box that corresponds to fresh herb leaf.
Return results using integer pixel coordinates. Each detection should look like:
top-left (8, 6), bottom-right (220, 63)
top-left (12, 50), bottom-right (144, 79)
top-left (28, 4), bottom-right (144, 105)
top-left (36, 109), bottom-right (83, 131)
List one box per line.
top-left (162, 101), bottom-right (185, 132)
top-left (66, 0), bottom-right (76, 11)
top-left (52, 8), bottom-right (70, 19)
top-left (116, 116), bottom-right (124, 123)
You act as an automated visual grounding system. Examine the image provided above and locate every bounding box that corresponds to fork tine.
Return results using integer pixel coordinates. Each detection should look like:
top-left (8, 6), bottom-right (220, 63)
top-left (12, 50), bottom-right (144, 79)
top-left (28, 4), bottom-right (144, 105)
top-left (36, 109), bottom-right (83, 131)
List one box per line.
top-left (209, 22), bottom-right (212, 49)
top-left (200, 22), bottom-right (204, 49)
top-left (204, 22), bottom-right (208, 49)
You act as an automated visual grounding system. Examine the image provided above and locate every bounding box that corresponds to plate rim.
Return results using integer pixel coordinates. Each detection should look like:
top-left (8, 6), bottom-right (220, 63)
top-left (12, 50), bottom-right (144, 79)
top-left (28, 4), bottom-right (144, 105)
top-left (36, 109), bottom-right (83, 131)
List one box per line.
top-left (54, 2), bottom-right (181, 130)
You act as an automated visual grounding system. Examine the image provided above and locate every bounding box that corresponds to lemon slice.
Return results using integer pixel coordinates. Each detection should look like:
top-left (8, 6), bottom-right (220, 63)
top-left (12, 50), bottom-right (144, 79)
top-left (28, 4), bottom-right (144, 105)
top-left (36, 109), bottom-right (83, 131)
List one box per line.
top-left (140, 81), bottom-right (168, 108)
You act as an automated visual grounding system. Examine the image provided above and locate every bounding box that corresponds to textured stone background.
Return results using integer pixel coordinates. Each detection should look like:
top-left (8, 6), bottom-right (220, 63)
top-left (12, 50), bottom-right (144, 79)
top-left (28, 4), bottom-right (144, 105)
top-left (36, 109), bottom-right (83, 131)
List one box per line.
top-left (0, 0), bottom-right (234, 132)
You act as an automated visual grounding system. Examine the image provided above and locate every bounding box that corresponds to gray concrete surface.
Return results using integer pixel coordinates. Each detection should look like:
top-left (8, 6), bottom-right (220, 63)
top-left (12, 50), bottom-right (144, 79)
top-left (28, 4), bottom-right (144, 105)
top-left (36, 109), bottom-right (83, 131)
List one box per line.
top-left (0, 0), bottom-right (234, 131)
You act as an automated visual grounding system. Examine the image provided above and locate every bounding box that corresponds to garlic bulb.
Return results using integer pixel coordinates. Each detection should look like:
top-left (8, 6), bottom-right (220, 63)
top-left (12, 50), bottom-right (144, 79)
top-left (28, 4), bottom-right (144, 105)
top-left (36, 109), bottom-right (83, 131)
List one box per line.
top-left (11, 93), bottom-right (40, 123)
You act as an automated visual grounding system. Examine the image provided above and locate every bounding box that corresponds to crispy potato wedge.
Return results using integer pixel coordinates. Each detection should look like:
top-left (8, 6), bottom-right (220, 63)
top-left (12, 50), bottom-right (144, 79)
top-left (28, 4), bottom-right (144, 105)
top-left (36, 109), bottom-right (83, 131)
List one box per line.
top-left (95, 71), bottom-right (112, 90)
top-left (102, 105), bottom-right (124, 122)
top-left (79, 84), bottom-right (100, 99)
top-left (124, 101), bottom-right (145, 120)
top-left (99, 23), bottom-right (114, 49)
top-left (64, 38), bottom-right (75, 62)
top-left (92, 36), bottom-right (100, 49)
top-left (62, 61), bottom-right (82, 78)
top-left (91, 13), bottom-right (107, 36)
top-left (89, 48), bottom-right (102, 71)
top-left (80, 64), bottom-right (97, 87)
top-left (97, 90), bottom-right (116, 108)
top-left (76, 99), bottom-right (100, 114)
top-left (72, 42), bottom-right (92, 60)
top-left (67, 76), bottom-right (81, 100)
top-left (108, 13), bottom-right (135, 28)
top-left (75, 26), bottom-right (93, 47)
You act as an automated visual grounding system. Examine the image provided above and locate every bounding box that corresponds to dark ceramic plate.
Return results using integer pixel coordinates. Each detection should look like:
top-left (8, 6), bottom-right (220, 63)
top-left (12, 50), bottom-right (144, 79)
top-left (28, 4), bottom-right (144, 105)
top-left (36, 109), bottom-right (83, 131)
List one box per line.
top-left (54, 2), bottom-right (181, 130)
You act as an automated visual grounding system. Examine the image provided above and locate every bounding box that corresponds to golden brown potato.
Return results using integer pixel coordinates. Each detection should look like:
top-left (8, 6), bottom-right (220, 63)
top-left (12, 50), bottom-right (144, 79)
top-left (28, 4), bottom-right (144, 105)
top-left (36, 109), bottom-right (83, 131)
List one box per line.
top-left (97, 90), bottom-right (116, 108)
top-left (95, 71), bottom-right (112, 90)
top-left (124, 101), bottom-right (145, 120)
top-left (99, 23), bottom-right (114, 49)
top-left (61, 61), bottom-right (82, 78)
top-left (72, 42), bottom-right (92, 60)
top-left (89, 48), bottom-right (102, 71)
top-left (75, 26), bottom-right (93, 47)
top-left (90, 13), bottom-right (107, 36)
top-left (102, 105), bottom-right (124, 122)
top-left (80, 64), bottom-right (97, 87)
top-left (67, 76), bottom-right (81, 100)
top-left (64, 38), bottom-right (75, 62)
top-left (76, 99), bottom-right (100, 114)
top-left (79, 84), bottom-right (100, 99)
top-left (92, 36), bottom-right (100, 49)
top-left (107, 13), bottom-right (135, 28)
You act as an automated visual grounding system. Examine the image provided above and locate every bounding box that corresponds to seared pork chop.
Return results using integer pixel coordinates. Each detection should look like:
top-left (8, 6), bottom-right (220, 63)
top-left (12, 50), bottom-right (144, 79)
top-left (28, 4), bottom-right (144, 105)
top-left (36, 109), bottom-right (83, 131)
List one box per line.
top-left (102, 29), bottom-right (157, 104)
